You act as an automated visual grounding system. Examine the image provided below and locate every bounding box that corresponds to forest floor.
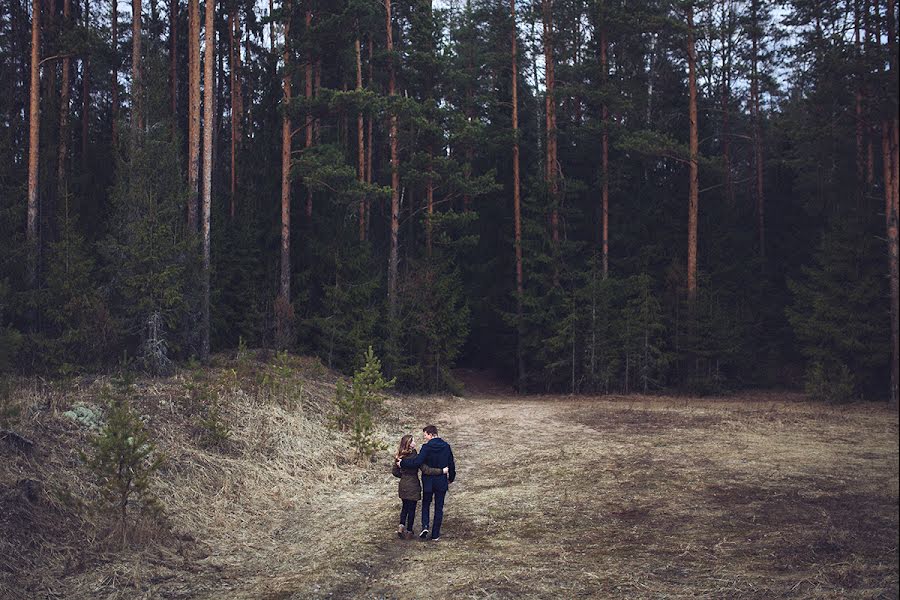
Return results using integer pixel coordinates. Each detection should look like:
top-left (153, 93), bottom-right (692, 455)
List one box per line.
top-left (1, 360), bottom-right (898, 599)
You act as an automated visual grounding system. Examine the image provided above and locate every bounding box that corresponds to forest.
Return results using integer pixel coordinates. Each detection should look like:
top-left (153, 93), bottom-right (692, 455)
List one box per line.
top-left (1, 0), bottom-right (898, 402)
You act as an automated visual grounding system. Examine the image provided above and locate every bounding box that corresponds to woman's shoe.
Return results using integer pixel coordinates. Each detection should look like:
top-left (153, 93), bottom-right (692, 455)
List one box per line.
top-left (397, 524), bottom-right (405, 538)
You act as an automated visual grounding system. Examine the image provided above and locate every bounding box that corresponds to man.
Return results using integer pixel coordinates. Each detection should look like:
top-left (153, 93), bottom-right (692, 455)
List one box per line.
top-left (398, 424), bottom-right (456, 541)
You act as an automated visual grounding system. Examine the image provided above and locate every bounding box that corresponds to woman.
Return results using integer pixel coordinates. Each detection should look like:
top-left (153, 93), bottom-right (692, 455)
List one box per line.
top-left (392, 434), bottom-right (448, 539)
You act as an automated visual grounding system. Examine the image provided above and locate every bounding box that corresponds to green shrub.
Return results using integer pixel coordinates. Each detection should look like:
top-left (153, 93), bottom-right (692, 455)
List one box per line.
top-left (182, 367), bottom-right (233, 449)
top-left (83, 375), bottom-right (163, 544)
top-left (805, 361), bottom-right (856, 403)
top-left (255, 350), bottom-right (303, 409)
top-left (332, 346), bottom-right (394, 459)
top-left (196, 399), bottom-right (232, 450)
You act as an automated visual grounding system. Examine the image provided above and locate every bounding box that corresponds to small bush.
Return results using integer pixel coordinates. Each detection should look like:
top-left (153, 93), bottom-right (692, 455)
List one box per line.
top-left (255, 350), bottom-right (303, 409)
top-left (183, 368), bottom-right (233, 449)
top-left (196, 399), bottom-right (232, 449)
top-left (83, 374), bottom-right (163, 545)
top-left (332, 346), bottom-right (394, 459)
top-left (805, 361), bottom-right (856, 403)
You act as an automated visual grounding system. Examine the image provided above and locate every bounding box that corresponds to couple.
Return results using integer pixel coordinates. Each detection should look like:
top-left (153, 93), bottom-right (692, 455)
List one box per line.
top-left (392, 425), bottom-right (456, 541)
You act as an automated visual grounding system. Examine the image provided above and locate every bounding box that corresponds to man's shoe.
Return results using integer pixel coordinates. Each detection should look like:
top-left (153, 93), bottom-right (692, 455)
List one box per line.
top-left (419, 529), bottom-right (429, 539)
top-left (430, 536), bottom-right (441, 542)
top-left (404, 531), bottom-right (414, 540)
top-left (397, 524), bottom-right (405, 538)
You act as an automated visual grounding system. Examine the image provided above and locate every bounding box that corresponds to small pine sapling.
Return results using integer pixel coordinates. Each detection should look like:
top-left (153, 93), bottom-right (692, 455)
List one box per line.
top-left (83, 374), bottom-right (163, 544)
top-left (332, 346), bottom-right (395, 459)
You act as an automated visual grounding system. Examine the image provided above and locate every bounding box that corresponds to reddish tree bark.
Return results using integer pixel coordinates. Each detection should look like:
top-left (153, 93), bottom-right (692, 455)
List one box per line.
top-left (280, 6), bottom-right (292, 306)
top-left (314, 57), bottom-right (321, 144)
top-left (687, 2), bottom-right (699, 301)
top-left (511, 0), bottom-right (524, 390)
top-left (200, 0), bottom-right (214, 361)
top-left (356, 32), bottom-right (365, 241)
top-left (58, 0), bottom-right (71, 196)
top-left (542, 0), bottom-right (559, 250)
top-left (27, 0), bottom-right (41, 285)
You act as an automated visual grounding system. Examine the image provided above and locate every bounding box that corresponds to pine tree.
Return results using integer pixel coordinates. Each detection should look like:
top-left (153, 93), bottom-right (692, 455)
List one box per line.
top-left (787, 212), bottom-right (890, 400)
top-left (84, 373), bottom-right (164, 544)
top-left (102, 49), bottom-right (189, 374)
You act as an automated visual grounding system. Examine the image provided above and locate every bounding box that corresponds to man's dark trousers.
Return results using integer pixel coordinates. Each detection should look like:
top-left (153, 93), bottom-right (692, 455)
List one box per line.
top-left (422, 488), bottom-right (447, 538)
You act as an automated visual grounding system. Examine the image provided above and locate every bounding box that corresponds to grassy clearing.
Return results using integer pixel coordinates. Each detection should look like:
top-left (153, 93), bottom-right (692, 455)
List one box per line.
top-left (1, 366), bottom-right (897, 599)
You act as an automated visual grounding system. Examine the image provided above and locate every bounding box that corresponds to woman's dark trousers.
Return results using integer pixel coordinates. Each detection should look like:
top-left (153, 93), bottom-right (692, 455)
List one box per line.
top-left (399, 499), bottom-right (417, 531)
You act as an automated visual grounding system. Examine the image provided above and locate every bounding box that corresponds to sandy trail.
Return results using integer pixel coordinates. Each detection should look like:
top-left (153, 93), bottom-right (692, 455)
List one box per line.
top-left (226, 394), bottom-right (898, 600)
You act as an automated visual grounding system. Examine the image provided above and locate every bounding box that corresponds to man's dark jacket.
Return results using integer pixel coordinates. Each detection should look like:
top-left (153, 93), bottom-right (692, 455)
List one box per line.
top-left (399, 437), bottom-right (456, 493)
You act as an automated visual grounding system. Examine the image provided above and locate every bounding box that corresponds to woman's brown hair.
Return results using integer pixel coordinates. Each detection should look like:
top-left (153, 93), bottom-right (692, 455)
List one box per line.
top-left (396, 434), bottom-right (414, 461)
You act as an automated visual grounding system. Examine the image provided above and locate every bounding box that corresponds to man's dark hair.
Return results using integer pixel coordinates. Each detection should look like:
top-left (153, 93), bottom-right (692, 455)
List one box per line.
top-left (423, 425), bottom-right (438, 436)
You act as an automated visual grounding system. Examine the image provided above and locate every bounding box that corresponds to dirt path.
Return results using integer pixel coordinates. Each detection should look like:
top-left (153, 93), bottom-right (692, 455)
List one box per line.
top-left (233, 394), bottom-right (899, 600)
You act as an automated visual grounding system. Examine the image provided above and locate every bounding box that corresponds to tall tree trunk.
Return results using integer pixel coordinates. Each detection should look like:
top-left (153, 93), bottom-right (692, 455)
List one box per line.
top-left (687, 2), bottom-right (699, 302)
top-left (229, 4), bottom-right (240, 217)
top-left (268, 0), bottom-right (273, 51)
top-left (314, 57), bottom-right (321, 144)
top-left (58, 0), bottom-right (71, 197)
top-left (356, 32), bottom-right (366, 241)
top-left (279, 8), bottom-right (292, 307)
top-left (865, 0), bottom-right (874, 187)
top-left (42, 0), bottom-right (56, 244)
top-left (187, 0), bottom-right (200, 231)
top-left (81, 0), bottom-right (89, 172)
top-left (27, 0), bottom-right (41, 287)
top-left (885, 0), bottom-right (899, 405)
top-left (111, 0), bottom-right (118, 147)
top-left (573, 0), bottom-right (582, 124)
top-left (720, 0), bottom-right (734, 205)
top-left (600, 17), bottom-right (609, 278)
top-left (463, 3), bottom-right (473, 213)
top-left (366, 34), bottom-right (373, 188)
top-left (889, 114), bottom-right (899, 407)
top-left (169, 0), bottom-right (176, 119)
top-left (854, 0), bottom-right (865, 194)
top-left (200, 0), bottom-right (213, 362)
top-left (387, 0), bottom-right (399, 319)
top-left (511, 0), bottom-right (524, 391)
top-left (304, 7), bottom-right (313, 220)
top-left (131, 0), bottom-right (141, 134)
top-left (542, 0), bottom-right (559, 251)
top-left (750, 0), bottom-right (764, 261)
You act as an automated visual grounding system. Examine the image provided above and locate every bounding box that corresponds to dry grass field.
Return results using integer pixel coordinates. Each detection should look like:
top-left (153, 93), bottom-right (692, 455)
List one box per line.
top-left (1, 360), bottom-right (897, 599)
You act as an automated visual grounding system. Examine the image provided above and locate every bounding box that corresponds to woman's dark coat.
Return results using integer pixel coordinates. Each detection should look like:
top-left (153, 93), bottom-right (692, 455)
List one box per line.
top-left (392, 449), bottom-right (443, 500)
